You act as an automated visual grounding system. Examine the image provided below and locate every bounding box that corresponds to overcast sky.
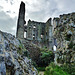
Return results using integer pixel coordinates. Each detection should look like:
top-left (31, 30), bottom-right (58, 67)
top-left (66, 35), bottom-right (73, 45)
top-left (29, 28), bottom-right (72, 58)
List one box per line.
top-left (0, 0), bottom-right (75, 36)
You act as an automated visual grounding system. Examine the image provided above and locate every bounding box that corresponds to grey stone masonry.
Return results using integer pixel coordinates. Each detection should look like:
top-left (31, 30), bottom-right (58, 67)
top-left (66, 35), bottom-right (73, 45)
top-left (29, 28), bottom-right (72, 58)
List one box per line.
top-left (16, 1), bottom-right (26, 39)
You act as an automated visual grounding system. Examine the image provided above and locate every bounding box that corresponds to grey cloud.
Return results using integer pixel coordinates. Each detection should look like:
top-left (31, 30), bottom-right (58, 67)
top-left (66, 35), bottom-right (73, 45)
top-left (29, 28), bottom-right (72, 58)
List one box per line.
top-left (0, 6), bottom-right (3, 9)
top-left (0, 11), bottom-right (17, 35)
top-left (26, 0), bottom-right (58, 22)
top-left (5, 0), bottom-right (14, 5)
top-left (6, 10), bottom-right (11, 13)
top-left (10, 0), bottom-right (14, 5)
top-left (26, 0), bottom-right (75, 22)
top-left (5, 0), bottom-right (8, 2)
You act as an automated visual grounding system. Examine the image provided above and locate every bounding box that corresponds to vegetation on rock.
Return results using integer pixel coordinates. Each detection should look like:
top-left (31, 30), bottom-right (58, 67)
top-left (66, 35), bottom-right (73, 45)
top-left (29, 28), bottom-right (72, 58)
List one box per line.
top-left (37, 47), bottom-right (54, 67)
top-left (17, 40), bottom-right (29, 57)
top-left (44, 63), bottom-right (70, 75)
top-left (68, 41), bottom-right (74, 49)
top-left (61, 64), bottom-right (75, 75)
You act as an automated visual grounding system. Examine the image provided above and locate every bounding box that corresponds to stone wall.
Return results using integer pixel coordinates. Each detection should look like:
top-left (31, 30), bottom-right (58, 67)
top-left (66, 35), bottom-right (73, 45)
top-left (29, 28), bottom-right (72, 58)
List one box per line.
top-left (53, 12), bottom-right (75, 64)
top-left (25, 18), bottom-right (53, 50)
top-left (45, 18), bottom-right (53, 49)
top-left (26, 19), bottom-right (46, 48)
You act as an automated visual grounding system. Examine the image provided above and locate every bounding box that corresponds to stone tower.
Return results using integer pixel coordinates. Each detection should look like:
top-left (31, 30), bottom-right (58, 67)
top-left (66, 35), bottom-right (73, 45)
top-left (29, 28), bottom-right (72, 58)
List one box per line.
top-left (16, 1), bottom-right (25, 39)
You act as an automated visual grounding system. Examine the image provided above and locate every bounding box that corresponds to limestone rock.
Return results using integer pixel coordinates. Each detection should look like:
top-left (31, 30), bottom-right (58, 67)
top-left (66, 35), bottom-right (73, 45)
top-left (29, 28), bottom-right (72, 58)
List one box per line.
top-left (53, 13), bottom-right (75, 64)
top-left (0, 30), bottom-right (38, 75)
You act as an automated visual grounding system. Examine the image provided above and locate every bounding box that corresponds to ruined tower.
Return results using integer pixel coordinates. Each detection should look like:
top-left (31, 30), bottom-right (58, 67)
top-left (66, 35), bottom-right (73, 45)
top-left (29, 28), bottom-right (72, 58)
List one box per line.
top-left (16, 1), bottom-right (25, 39)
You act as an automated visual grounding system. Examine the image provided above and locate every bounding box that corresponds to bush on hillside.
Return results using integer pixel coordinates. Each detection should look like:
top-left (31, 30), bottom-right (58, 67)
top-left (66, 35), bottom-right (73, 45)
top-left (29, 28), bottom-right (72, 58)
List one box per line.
top-left (37, 48), bottom-right (54, 67)
top-left (44, 63), bottom-right (70, 75)
top-left (68, 41), bottom-right (74, 49)
top-left (61, 64), bottom-right (75, 75)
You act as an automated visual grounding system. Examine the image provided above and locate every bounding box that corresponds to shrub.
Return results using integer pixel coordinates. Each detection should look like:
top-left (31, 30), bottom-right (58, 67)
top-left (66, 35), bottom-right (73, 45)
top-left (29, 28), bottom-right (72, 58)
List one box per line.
top-left (61, 64), bottom-right (75, 75)
top-left (37, 67), bottom-right (45, 71)
top-left (38, 48), bottom-right (54, 67)
top-left (44, 63), bottom-right (70, 75)
top-left (73, 45), bottom-right (75, 50)
top-left (65, 34), bottom-right (71, 41)
top-left (32, 61), bottom-right (37, 67)
top-left (68, 41), bottom-right (74, 49)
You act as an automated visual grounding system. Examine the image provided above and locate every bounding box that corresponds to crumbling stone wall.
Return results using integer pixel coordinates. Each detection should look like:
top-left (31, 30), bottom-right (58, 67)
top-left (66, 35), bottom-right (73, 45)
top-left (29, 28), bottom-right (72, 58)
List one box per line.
top-left (53, 12), bottom-right (75, 64)
top-left (25, 19), bottom-right (53, 50)
top-left (45, 18), bottom-right (53, 49)
top-left (26, 19), bottom-right (46, 48)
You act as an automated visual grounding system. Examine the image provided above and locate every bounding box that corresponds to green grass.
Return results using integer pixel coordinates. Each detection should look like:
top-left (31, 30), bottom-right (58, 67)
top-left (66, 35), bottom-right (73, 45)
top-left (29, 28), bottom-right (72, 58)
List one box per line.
top-left (44, 63), bottom-right (70, 75)
top-left (37, 67), bottom-right (45, 71)
top-left (61, 64), bottom-right (75, 75)
top-left (39, 48), bottom-right (54, 67)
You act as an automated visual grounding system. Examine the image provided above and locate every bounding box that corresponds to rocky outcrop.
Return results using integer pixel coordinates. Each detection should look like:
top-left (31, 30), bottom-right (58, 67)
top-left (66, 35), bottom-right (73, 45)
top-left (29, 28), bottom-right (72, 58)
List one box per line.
top-left (21, 39), bottom-right (41, 65)
top-left (53, 13), bottom-right (75, 64)
top-left (0, 30), bottom-right (38, 75)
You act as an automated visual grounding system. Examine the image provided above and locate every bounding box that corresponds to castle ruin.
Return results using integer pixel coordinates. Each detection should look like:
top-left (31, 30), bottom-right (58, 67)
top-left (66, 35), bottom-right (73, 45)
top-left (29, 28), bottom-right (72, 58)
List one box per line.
top-left (16, 2), bottom-right (75, 50)
top-left (25, 18), bottom-right (53, 49)
top-left (16, 1), bottom-right (75, 50)
top-left (16, 1), bottom-right (53, 50)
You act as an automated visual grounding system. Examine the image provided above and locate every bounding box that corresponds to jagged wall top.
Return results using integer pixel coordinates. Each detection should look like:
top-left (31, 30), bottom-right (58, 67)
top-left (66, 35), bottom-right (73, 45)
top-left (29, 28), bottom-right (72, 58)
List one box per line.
top-left (19, 1), bottom-right (25, 14)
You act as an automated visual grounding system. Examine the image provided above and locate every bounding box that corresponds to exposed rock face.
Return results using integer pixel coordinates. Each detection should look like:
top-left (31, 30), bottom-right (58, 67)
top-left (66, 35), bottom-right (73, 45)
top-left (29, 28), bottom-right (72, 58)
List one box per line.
top-left (53, 13), bottom-right (75, 64)
top-left (22, 39), bottom-right (41, 64)
top-left (0, 30), bottom-right (38, 75)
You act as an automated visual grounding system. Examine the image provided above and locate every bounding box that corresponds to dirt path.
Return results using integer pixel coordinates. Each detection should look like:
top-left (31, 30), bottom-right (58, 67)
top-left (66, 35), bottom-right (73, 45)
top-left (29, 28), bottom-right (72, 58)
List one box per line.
top-left (39, 71), bottom-right (44, 75)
